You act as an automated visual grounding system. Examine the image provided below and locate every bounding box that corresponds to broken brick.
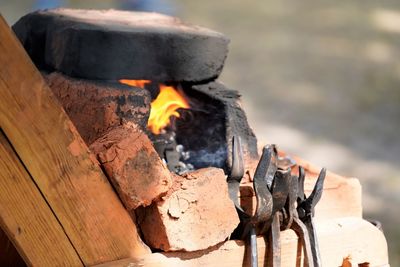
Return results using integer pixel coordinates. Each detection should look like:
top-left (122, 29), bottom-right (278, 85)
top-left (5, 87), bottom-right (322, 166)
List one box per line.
top-left (44, 72), bottom-right (150, 145)
top-left (90, 123), bottom-right (172, 210)
top-left (137, 167), bottom-right (239, 252)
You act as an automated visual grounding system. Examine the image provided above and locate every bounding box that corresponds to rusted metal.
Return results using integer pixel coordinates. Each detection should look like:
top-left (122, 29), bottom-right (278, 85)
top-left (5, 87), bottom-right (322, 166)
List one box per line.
top-left (266, 168), bottom-right (291, 266)
top-left (297, 167), bottom-right (326, 267)
top-left (227, 139), bottom-right (326, 267)
top-left (228, 139), bottom-right (276, 267)
top-left (282, 166), bottom-right (326, 267)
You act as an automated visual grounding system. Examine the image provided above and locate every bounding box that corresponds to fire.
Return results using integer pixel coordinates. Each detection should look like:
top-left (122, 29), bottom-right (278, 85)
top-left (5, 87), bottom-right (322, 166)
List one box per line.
top-left (119, 79), bottom-right (151, 88)
top-left (119, 80), bottom-right (190, 135)
top-left (148, 84), bottom-right (189, 134)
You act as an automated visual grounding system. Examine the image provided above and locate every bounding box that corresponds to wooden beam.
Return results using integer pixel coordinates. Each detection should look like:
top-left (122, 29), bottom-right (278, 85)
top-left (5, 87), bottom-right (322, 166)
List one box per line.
top-left (0, 131), bottom-right (83, 266)
top-left (0, 15), bottom-right (149, 266)
top-left (92, 218), bottom-right (388, 267)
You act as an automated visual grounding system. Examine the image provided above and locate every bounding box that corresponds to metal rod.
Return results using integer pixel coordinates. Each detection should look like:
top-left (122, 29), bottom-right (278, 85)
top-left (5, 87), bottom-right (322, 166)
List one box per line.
top-left (250, 226), bottom-right (258, 267)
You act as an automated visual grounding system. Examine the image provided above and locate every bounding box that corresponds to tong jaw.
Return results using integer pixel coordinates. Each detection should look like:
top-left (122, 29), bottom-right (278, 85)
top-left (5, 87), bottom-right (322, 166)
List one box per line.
top-left (252, 145), bottom-right (274, 224)
top-left (230, 136), bottom-right (245, 181)
top-left (228, 138), bottom-right (277, 267)
top-left (297, 167), bottom-right (326, 219)
top-left (296, 167), bottom-right (326, 267)
top-left (227, 136), bottom-right (249, 220)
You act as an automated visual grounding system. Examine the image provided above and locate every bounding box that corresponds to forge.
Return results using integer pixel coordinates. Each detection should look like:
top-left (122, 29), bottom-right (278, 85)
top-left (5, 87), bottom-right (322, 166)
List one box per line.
top-left (13, 8), bottom-right (258, 251)
top-left (8, 8), bottom-right (389, 266)
top-left (14, 8), bottom-right (258, 176)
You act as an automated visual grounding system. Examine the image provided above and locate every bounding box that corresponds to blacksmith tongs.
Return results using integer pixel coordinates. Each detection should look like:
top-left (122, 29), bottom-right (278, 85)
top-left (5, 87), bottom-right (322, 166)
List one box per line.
top-left (297, 166), bottom-right (326, 267)
top-left (227, 137), bottom-right (275, 267)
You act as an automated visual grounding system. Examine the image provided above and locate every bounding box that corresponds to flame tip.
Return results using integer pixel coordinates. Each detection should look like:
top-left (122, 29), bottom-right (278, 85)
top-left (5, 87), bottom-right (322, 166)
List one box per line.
top-left (119, 80), bottom-right (190, 135)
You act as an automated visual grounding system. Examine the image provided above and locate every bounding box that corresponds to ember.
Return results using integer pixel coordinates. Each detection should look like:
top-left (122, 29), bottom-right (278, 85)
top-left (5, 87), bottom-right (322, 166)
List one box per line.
top-left (119, 79), bottom-right (151, 88)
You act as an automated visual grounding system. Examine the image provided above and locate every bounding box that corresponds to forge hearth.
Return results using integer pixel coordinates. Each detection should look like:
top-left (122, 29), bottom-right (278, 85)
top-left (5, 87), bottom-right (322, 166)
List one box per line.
top-left (15, 8), bottom-right (258, 173)
top-left (43, 72), bottom-right (258, 174)
top-left (13, 8), bottom-right (259, 251)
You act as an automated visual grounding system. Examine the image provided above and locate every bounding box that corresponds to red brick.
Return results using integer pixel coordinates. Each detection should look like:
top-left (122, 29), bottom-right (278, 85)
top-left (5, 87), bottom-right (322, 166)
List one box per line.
top-left (44, 72), bottom-right (150, 145)
top-left (137, 167), bottom-right (239, 252)
top-left (90, 123), bottom-right (172, 210)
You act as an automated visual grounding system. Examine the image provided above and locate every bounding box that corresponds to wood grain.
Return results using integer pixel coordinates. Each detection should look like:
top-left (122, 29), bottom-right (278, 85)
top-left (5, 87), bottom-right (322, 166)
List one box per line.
top-left (0, 15), bottom-right (149, 266)
top-left (93, 218), bottom-right (388, 267)
top-left (0, 131), bottom-right (83, 267)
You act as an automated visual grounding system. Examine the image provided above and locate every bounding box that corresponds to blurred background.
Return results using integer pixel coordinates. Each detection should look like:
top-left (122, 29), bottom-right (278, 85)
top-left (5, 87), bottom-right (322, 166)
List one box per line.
top-left (1, 0), bottom-right (399, 264)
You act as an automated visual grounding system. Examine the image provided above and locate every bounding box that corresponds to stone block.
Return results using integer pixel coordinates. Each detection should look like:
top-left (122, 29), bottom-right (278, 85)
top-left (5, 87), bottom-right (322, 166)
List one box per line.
top-left (13, 9), bottom-right (229, 82)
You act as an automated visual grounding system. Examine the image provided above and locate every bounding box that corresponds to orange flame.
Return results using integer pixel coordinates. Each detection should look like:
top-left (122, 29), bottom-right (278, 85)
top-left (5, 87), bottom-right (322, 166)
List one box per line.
top-left (148, 84), bottom-right (189, 134)
top-left (119, 80), bottom-right (190, 135)
top-left (119, 79), bottom-right (151, 88)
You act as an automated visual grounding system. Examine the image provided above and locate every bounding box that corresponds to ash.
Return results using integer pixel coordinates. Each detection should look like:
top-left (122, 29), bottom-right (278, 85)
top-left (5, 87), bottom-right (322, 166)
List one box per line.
top-left (150, 131), bottom-right (194, 175)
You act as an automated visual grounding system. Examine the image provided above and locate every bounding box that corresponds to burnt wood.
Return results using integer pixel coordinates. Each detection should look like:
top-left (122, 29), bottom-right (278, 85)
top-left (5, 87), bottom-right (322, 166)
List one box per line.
top-left (13, 9), bottom-right (229, 82)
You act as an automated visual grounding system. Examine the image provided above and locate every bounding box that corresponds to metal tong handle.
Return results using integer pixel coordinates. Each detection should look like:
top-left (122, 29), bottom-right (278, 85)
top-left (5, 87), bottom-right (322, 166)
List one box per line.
top-left (228, 137), bottom-right (258, 267)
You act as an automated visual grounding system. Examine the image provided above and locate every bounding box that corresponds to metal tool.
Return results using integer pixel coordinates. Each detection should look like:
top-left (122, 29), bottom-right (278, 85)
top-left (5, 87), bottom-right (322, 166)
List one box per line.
top-left (297, 167), bottom-right (326, 267)
top-left (277, 165), bottom-right (326, 267)
top-left (265, 167), bottom-right (291, 267)
top-left (227, 136), bottom-right (246, 218)
top-left (227, 136), bottom-right (254, 266)
top-left (227, 137), bottom-right (275, 267)
top-left (227, 137), bottom-right (326, 267)
top-left (278, 166), bottom-right (313, 267)
top-left (248, 145), bottom-right (276, 267)
top-left (244, 144), bottom-right (291, 267)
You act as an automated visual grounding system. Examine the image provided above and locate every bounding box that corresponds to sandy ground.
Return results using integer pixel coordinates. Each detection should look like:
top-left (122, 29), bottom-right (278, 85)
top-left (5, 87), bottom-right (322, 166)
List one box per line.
top-left (1, 0), bottom-right (399, 264)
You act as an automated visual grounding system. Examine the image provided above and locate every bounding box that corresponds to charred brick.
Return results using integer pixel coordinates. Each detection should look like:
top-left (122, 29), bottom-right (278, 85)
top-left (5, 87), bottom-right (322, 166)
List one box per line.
top-left (174, 82), bottom-right (258, 172)
top-left (90, 124), bottom-right (172, 210)
top-left (44, 72), bottom-right (151, 145)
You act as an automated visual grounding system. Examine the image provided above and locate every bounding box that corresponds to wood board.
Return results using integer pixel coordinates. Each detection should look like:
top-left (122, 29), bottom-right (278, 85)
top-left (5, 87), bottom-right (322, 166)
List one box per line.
top-left (93, 217), bottom-right (389, 267)
top-left (0, 15), bottom-right (149, 266)
top-left (0, 130), bottom-right (83, 266)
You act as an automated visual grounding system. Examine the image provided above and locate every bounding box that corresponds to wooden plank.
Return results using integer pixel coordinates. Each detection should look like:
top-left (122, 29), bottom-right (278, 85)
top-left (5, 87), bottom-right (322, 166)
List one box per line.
top-left (0, 131), bottom-right (83, 266)
top-left (0, 15), bottom-right (149, 266)
top-left (92, 218), bottom-right (388, 267)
